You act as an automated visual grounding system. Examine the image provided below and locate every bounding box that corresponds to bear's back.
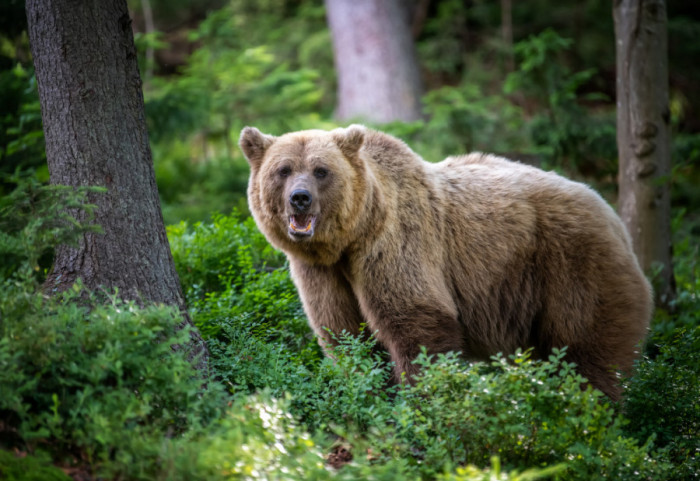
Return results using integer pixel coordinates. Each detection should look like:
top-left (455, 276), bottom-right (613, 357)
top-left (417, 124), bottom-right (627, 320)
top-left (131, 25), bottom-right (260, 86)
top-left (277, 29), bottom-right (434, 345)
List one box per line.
top-left (434, 152), bottom-right (624, 239)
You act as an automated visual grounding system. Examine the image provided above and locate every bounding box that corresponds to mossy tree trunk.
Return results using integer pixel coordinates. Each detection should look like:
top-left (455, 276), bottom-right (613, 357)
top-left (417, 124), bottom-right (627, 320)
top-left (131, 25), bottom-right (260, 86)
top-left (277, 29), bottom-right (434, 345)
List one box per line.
top-left (26, 0), bottom-right (208, 370)
top-left (325, 0), bottom-right (423, 123)
top-left (614, 0), bottom-right (675, 308)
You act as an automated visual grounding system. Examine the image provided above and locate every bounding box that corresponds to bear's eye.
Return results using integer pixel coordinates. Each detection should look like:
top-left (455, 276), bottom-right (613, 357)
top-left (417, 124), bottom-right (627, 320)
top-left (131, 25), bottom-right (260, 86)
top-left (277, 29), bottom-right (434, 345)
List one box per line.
top-left (313, 167), bottom-right (329, 179)
top-left (278, 166), bottom-right (292, 178)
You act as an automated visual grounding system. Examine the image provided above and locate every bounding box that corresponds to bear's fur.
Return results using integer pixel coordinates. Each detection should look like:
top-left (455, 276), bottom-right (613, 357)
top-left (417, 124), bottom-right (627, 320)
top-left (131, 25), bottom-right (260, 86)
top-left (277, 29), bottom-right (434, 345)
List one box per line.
top-left (239, 125), bottom-right (652, 400)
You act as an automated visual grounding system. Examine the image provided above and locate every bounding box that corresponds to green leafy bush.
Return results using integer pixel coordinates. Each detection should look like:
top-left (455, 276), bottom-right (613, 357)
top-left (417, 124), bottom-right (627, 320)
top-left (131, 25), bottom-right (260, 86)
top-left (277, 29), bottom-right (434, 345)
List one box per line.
top-left (0, 283), bottom-right (228, 478)
top-left (377, 349), bottom-right (667, 480)
top-left (0, 65), bottom-right (46, 191)
top-left (169, 211), bottom-right (317, 364)
top-left (0, 450), bottom-right (71, 481)
top-left (169, 212), bottom-right (283, 300)
top-left (623, 228), bottom-right (700, 481)
top-left (0, 175), bottom-right (102, 281)
top-left (296, 331), bottom-right (395, 431)
top-left (3, 185), bottom-right (697, 479)
top-left (503, 29), bottom-right (617, 178)
top-left (418, 83), bottom-right (527, 159)
top-left (624, 326), bottom-right (699, 481)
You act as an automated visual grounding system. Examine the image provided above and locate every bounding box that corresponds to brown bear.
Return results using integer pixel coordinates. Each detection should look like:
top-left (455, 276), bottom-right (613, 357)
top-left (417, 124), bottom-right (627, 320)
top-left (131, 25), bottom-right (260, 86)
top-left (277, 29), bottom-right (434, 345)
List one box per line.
top-left (239, 125), bottom-right (652, 400)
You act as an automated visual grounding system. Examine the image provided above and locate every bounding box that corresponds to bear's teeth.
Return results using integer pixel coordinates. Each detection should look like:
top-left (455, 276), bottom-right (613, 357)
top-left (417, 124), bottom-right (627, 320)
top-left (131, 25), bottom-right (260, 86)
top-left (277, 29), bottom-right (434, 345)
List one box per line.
top-left (290, 216), bottom-right (313, 232)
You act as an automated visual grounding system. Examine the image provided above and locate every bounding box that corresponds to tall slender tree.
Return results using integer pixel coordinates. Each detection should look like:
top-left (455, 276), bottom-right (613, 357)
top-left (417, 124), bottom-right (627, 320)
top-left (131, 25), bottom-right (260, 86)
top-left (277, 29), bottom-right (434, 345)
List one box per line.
top-left (325, 0), bottom-right (423, 123)
top-left (614, 0), bottom-right (675, 308)
top-left (26, 0), bottom-right (208, 367)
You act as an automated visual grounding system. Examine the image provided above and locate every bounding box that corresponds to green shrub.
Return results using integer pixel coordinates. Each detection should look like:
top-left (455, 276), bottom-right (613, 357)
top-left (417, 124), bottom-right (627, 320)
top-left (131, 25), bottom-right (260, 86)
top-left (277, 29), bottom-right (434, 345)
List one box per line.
top-left (622, 221), bottom-right (700, 480)
top-left (3, 188), bottom-right (693, 479)
top-left (0, 283), bottom-right (228, 478)
top-left (169, 211), bottom-right (284, 300)
top-left (381, 349), bottom-right (669, 480)
top-left (169, 210), bottom-right (322, 376)
top-left (0, 175), bottom-right (102, 281)
top-left (624, 297), bottom-right (700, 481)
top-left (296, 331), bottom-right (395, 431)
top-left (0, 450), bottom-right (71, 481)
top-left (418, 83), bottom-right (527, 160)
top-left (166, 395), bottom-right (558, 481)
top-left (503, 29), bottom-right (617, 177)
top-left (0, 65), bottom-right (47, 191)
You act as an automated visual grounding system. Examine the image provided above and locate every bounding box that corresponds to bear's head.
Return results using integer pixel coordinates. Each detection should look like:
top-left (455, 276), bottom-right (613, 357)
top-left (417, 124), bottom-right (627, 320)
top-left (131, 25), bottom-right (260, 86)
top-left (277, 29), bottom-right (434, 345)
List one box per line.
top-left (239, 125), bottom-right (371, 265)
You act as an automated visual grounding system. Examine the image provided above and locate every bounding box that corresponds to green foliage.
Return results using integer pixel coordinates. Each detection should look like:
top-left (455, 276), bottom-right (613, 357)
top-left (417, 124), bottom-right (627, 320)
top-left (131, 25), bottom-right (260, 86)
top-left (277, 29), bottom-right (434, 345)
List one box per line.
top-left (169, 211), bottom-right (321, 386)
top-left (417, 0), bottom-right (470, 76)
top-left (3, 2), bottom-right (700, 477)
top-left (298, 331), bottom-right (395, 431)
top-left (417, 83), bottom-right (527, 159)
top-left (2, 180), bottom-right (698, 479)
top-left (438, 458), bottom-right (564, 481)
top-left (622, 225), bottom-right (700, 480)
top-left (623, 327), bottom-right (700, 481)
top-left (504, 29), bottom-right (617, 175)
top-left (166, 213), bottom-right (694, 480)
top-left (0, 282), bottom-right (227, 478)
top-left (1, 192), bottom-right (568, 481)
top-left (0, 9), bottom-right (44, 189)
top-left (372, 349), bottom-right (665, 480)
top-left (0, 64), bottom-right (46, 192)
top-left (169, 211), bottom-right (283, 299)
top-left (0, 450), bottom-right (71, 481)
top-left (168, 211), bottom-right (317, 366)
top-left (0, 174), bottom-right (103, 282)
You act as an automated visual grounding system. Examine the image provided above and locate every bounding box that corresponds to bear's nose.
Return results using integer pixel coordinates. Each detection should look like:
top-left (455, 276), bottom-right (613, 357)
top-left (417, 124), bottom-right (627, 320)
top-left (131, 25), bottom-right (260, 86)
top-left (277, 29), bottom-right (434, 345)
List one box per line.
top-left (290, 189), bottom-right (312, 211)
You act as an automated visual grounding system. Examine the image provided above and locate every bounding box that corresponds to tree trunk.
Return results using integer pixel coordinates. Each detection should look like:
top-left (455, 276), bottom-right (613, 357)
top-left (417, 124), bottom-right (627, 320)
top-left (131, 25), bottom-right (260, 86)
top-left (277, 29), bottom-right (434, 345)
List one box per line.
top-left (26, 0), bottom-right (208, 369)
top-left (140, 0), bottom-right (156, 80)
top-left (614, 0), bottom-right (675, 308)
top-left (501, 0), bottom-right (514, 72)
top-left (325, 0), bottom-right (423, 123)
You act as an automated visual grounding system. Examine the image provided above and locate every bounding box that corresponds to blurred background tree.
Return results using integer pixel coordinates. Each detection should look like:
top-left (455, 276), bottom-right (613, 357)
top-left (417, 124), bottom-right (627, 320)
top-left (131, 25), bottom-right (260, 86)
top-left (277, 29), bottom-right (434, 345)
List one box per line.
top-left (615, 0), bottom-right (675, 308)
top-left (325, 0), bottom-right (424, 122)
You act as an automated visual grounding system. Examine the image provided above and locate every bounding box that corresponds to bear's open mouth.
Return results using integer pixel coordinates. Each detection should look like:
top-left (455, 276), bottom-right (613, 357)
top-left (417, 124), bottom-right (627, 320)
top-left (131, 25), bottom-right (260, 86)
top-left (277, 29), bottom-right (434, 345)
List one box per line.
top-left (288, 214), bottom-right (316, 238)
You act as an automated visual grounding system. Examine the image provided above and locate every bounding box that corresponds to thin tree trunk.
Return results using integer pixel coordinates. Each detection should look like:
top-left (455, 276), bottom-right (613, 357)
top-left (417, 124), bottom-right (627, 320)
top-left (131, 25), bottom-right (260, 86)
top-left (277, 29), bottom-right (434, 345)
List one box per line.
top-left (411, 0), bottom-right (431, 39)
top-left (26, 0), bottom-right (208, 369)
top-left (501, 0), bottom-right (514, 72)
top-left (614, 0), bottom-right (675, 308)
top-left (141, 0), bottom-right (156, 80)
top-left (325, 0), bottom-right (423, 123)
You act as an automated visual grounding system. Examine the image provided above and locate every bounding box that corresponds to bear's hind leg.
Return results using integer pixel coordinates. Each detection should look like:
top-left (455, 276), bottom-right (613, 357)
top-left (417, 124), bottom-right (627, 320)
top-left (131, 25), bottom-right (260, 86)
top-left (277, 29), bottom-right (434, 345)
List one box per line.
top-left (567, 353), bottom-right (623, 401)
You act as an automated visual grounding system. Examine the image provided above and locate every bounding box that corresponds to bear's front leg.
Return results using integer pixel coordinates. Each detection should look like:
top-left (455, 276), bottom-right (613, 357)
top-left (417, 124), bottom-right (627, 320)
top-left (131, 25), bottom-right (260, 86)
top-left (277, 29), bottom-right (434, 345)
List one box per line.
top-left (288, 259), bottom-right (367, 352)
top-left (367, 299), bottom-right (464, 384)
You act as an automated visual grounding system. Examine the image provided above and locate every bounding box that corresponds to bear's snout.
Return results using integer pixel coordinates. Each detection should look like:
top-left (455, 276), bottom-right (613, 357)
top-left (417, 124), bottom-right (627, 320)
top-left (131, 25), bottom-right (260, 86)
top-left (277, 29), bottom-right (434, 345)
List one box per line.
top-left (290, 189), bottom-right (313, 212)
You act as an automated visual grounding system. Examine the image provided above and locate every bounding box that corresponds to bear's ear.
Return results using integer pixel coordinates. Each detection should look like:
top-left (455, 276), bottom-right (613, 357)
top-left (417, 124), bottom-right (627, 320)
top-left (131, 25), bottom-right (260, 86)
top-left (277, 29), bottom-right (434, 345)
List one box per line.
top-left (239, 127), bottom-right (276, 168)
top-left (332, 124), bottom-right (366, 158)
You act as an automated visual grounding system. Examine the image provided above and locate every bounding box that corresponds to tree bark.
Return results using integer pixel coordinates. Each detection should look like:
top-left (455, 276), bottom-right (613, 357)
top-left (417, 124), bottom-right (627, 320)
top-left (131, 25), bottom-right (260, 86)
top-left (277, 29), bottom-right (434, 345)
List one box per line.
top-left (325, 0), bottom-right (423, 123)
top-left (614, 0), bottom-right (675, 308)
top-left (26, 0), bottom-right (208, 368)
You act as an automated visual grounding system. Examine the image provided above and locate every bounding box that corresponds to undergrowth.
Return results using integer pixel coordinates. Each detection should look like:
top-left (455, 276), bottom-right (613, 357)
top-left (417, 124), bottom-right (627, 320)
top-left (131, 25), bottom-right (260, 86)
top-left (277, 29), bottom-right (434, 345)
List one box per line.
top-left (0, 181), bottom-right (697, 480)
